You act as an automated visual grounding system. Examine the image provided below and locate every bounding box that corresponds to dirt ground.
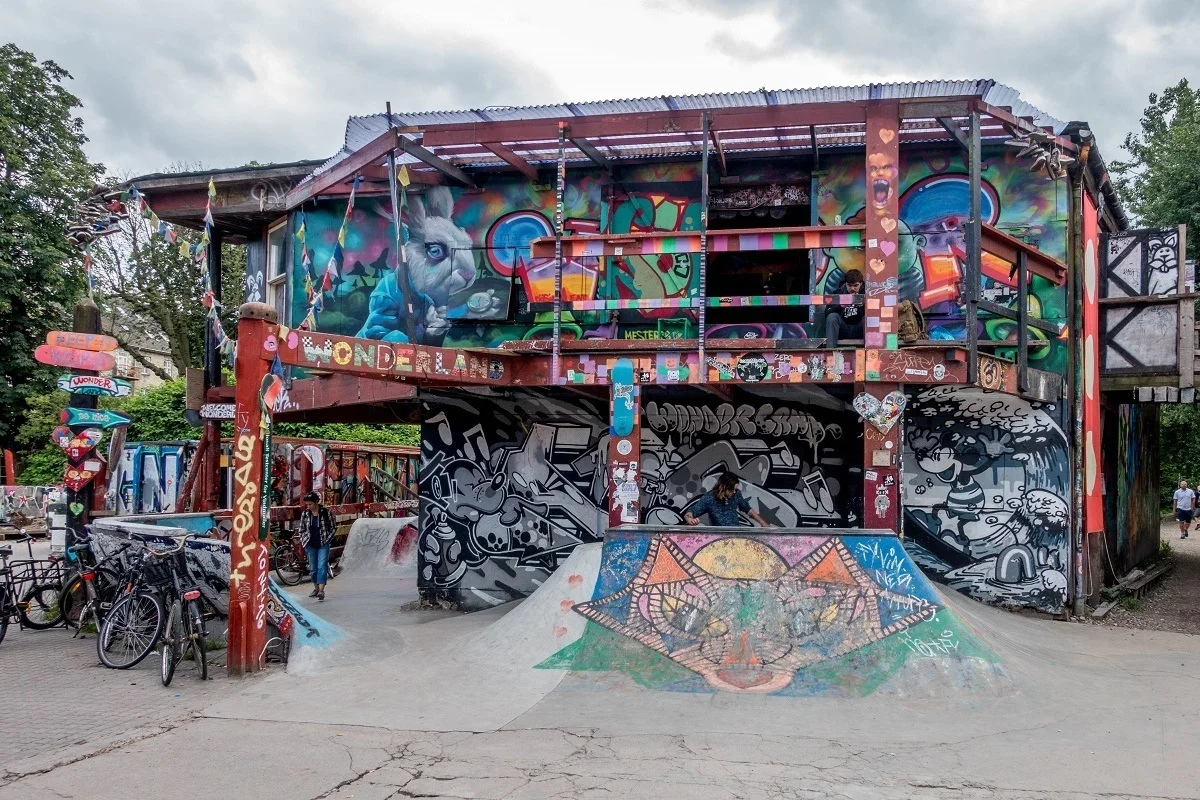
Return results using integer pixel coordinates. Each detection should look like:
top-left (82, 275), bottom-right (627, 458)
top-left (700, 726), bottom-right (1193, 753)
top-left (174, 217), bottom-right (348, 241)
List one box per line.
top-left (1098, 518), bottom-right (1200, 635)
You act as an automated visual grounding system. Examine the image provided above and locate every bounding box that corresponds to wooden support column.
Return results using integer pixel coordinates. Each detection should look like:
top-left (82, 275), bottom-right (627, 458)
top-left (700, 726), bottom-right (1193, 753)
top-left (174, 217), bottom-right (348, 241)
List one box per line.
top-left (551, 123), bottom-right (566, 385)
top-left (698, 112), bottom-right (711, 382)
top-left (226, 302), bottom-right (277, 675)
top-left (864, 101), bottom-right (900, 350)
top-left (966, 111), bottom-right (983, 383)
top-left (606, 358), bottom-right (641, 529)
top-left (858, 382), bottom-right (902, 533)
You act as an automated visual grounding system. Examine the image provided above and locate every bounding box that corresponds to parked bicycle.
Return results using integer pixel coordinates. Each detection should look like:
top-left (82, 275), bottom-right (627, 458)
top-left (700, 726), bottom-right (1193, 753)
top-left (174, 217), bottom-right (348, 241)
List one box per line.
top-left (0, 530), bottom-right (66, 643)
top-left (59, 532), bottom-right (134, 635)
top-left (272, 530), bottom-right (342, 587)
top-left (94, 541), bottom-right (167, 669)
top-left (156, 537), bottom-right (209, 685)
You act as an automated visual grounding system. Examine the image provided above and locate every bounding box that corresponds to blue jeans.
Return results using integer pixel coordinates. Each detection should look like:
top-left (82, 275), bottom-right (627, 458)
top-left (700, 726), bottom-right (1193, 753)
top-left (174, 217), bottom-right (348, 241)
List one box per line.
top-left (305, 545), bottom-right (330, 586)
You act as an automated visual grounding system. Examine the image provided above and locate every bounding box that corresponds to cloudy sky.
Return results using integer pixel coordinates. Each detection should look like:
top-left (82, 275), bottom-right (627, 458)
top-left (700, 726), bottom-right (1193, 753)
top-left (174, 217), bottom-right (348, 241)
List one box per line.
top-left (5, 0), bottom-right (1198, 177)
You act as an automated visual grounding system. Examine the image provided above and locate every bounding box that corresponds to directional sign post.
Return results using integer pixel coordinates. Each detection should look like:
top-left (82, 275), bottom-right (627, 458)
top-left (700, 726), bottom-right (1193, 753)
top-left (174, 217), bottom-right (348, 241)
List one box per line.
top-left (35, 345), bottom-right (116, 373)
top-left (62, 408), bottom-right (131, 430)
top-left (45, 331), bottom-right (119, 352)
top-left (57, 374), bottom-right (132, 397)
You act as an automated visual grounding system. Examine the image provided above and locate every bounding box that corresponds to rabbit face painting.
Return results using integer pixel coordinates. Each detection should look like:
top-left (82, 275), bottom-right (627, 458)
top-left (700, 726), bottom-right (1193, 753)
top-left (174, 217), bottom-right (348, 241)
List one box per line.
top-left (357, 187), bottom-right (478, 344)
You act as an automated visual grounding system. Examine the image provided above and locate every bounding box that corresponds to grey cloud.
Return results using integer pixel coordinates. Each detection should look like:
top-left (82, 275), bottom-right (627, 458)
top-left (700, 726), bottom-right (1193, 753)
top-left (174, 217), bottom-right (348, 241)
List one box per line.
top-left (2, 0), bottom-right (554, 176)
top-left (693, 0), bottom-right (1200, 156)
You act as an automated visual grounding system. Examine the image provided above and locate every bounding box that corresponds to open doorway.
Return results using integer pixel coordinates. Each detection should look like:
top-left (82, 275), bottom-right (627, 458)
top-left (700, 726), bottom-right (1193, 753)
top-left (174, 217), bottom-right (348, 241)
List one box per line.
top-left (706, 188), bottom-right (812, 337)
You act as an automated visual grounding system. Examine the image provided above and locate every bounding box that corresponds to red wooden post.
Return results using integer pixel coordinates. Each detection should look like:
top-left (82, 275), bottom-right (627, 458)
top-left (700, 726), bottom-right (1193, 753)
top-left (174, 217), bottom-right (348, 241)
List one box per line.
top-left (861, 102), bottom-right (903, 533)
top-left (606, 358), bottom-right (641, 529)
top-left (226, 302), bottom-right (277, 675)
top-left (858, 382), bottom-right (902, 532)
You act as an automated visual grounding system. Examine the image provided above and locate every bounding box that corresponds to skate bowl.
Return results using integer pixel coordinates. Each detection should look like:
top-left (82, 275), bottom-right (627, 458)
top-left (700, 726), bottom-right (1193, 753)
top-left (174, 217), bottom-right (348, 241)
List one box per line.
top-left (336, 516), bottom-right (418, 577)
top-left (539, 526), bottom-right (1010, 697)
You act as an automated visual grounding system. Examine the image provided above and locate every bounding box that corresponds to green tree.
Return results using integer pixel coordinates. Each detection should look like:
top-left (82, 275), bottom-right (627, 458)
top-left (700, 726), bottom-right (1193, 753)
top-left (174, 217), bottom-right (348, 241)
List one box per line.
top-left (0, 44), bottom-right (102, 448)
top-left (1111, 79), bottom-right (1200, 254)
top-left (91, 204), bottom-right (246, 379)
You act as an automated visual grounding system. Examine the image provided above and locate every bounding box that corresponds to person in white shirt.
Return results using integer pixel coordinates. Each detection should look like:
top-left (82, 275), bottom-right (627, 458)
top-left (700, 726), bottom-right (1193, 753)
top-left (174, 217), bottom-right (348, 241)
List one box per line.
top-left (1173, 480), bottom-right (1196, 539)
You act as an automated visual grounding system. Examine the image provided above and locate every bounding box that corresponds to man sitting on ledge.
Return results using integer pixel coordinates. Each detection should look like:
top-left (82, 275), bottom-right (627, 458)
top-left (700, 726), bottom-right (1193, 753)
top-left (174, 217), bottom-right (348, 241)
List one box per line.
top-left (825, 268), bottom-right (865, 347)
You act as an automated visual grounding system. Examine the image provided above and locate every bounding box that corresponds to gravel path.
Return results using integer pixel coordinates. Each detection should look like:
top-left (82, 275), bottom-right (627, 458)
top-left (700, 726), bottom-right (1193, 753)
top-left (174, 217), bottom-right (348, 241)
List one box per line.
top-left (1099, 519), bottom-right (1200, 635)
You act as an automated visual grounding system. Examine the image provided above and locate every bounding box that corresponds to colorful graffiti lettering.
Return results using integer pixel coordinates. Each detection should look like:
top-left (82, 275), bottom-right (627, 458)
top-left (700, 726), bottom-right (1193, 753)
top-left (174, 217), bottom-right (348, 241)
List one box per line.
top-left (418, 393), bottom-right (853, 609)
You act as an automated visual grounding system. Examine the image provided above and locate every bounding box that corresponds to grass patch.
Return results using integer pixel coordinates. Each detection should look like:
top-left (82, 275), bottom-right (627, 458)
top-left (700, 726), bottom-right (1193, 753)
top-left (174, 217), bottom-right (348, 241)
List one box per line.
top-left (1119, 595), bottom-right (1143, 613)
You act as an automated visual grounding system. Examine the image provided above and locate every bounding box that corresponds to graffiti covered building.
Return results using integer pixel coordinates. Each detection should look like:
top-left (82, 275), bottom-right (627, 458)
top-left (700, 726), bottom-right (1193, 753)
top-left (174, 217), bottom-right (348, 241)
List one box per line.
top-left (129, 80), bottom-right (1189, 670)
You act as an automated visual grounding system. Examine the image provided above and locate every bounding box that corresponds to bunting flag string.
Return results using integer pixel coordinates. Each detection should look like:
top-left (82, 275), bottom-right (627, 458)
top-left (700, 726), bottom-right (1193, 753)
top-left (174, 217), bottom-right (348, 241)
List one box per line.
top-left (122, 180), bottom-right (237, 367)
top-left (298, 175), bottom-right (362, 331)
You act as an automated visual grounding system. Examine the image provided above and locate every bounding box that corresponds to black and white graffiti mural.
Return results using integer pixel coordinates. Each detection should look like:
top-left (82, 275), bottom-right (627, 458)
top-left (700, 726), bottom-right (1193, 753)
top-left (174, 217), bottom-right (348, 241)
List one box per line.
top-left (902, 387), bottom-right (1069, 612)
top-left (418, 391), bottom-right (853, 609)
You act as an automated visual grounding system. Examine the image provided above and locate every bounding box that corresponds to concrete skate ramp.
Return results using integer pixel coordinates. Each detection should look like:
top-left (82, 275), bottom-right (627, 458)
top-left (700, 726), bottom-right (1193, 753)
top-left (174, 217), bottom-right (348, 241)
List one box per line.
top-left (539, 526), bottom-right (1009, 697)
top-left (337, 516), bottom-right (418, 576)
top-left (466, 543), bottom-right (601, 668)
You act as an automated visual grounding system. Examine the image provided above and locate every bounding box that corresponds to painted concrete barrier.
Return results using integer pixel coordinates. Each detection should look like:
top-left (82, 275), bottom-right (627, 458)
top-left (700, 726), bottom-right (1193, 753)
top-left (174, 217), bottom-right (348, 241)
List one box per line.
top-left (540, 525), bottom-right (1008, 696)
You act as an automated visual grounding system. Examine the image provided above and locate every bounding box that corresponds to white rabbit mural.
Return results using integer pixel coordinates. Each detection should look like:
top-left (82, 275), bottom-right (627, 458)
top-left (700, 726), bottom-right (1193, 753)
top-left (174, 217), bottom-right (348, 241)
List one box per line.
top-left (358, 187), bottom-right (479, 343)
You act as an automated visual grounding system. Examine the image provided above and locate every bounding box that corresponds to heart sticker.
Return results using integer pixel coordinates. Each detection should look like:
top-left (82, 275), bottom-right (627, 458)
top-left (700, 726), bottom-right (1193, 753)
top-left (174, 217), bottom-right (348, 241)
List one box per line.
top-left (52, 426), bottom-right (72, 448)
top-left (878, 128), bottom-right (896, 144)
top-left (879, 240), bottom-right (896, 257)
top-left (853, 390), bottom-right (907, 434)
top-left (287, 330), bottom-right (299, 349)
top-left (69, 502), bottom-right (85, 516)
top-left (869, 258), bottom-right (886, 274)
top-left (880, 217), bottom-right (897, 233)
top-left (62, 467), bottom-right (97, 492)
top-left (264, 335), bottom-right (278, 353)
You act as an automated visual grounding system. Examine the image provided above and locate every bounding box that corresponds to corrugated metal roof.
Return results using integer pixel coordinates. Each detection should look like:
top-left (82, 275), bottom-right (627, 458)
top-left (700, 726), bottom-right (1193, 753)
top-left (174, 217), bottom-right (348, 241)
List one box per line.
top-left (309, 80), bottom-right (1066, 181)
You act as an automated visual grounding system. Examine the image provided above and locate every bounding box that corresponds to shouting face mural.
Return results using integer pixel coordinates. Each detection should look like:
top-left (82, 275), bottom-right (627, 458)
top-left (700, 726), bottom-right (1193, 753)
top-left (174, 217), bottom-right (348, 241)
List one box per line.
top-left (867, 152), bottom-right (897, 215)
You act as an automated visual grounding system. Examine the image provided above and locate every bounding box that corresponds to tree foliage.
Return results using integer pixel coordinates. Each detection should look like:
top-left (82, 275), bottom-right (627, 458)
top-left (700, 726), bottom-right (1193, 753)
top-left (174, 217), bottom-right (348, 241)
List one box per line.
top-left (1111, 79), bottom-right (1200, 251)
top-left (0, 43), bottom-right (102, 447)
top-left (91, 199), bottom-right (245, 379)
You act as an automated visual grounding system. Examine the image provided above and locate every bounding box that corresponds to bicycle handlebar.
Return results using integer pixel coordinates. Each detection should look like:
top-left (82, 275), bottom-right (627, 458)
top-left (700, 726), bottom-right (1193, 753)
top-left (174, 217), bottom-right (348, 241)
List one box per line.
top-left (143, 534), bottom-right (193, 558)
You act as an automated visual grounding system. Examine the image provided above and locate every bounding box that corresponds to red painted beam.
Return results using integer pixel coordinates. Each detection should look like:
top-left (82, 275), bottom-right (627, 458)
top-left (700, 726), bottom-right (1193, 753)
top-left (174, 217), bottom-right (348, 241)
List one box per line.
top-left (286, 129), bottom-right (399, 208)
top-left (981, 223), bottom-right (1068, 285)
top-left (483, 142), bottom-right (541, 182)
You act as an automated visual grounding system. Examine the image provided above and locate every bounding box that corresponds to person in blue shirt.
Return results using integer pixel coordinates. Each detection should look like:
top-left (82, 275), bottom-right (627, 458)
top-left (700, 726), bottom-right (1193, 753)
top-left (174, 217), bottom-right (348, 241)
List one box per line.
top-left (683, 471), bottom-right (772, 527)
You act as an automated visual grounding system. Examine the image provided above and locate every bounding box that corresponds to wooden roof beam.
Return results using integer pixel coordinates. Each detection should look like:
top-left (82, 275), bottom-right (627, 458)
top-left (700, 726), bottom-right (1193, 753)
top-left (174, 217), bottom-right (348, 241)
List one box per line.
top-left (395, 132), bottom-right (476, 188)
top-left (569, 136), bottom-right (613, 173)
top-left (710, 127), bottom-right (728, 175)
top-left (483, 142), bottom-right (540, 182)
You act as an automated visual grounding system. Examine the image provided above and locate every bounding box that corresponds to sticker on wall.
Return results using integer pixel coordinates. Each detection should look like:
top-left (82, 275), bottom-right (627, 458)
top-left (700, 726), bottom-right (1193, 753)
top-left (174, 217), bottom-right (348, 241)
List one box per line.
top-left (611, 358), bottom-right (636, 437)
top-left (852, 390), bottom-right (907, 434)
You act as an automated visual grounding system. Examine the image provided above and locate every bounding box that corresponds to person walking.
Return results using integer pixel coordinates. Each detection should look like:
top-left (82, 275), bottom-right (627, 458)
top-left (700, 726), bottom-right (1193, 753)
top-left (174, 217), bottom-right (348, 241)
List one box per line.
top-left (824, 269), bottom-right (865, 347)
top-left (1173, 480), bottom-right (1196, 540)
top-left (683, 471), bottom-right (772, 528)
top-left (299, 491), bottom-right (335, 600)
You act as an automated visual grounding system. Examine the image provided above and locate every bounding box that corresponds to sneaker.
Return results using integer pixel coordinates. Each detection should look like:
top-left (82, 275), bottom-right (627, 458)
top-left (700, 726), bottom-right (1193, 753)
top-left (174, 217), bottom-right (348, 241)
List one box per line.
top-left (309, 588), bottom-right (319, 597)
top-left (1182, 534), bottom-right (1189, 539)
top-left (318, 591), bottom-right (326, 602)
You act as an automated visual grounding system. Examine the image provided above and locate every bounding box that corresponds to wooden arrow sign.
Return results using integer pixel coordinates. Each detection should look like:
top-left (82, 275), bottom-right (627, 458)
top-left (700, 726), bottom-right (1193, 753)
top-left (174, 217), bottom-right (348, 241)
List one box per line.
top-left (56, 374), bottom-right (132, 397)
top-left (35, 345), bottom-right (116, 372)
top-left (46, 331), bottom-right (119, 352)
top-left (62, 408), bottom-right (131, 429)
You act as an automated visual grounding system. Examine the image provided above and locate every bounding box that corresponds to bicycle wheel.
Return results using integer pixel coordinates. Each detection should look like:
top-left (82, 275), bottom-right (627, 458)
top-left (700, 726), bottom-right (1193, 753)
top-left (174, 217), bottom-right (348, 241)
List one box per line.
top-left (160, 600), bottom-right (181, 686)
top-left (186, 600), bottom-right (208, 680)
top-left (20, 583), bottom-right (64, 629)
top-left (0, 607), bottom-right (8, 646)
top-left (61, 567), bottom-right (120, 630)
top-left (272, 544), bottom-right (305, 586)
top-left (98, 591), bottom-right (163, 669)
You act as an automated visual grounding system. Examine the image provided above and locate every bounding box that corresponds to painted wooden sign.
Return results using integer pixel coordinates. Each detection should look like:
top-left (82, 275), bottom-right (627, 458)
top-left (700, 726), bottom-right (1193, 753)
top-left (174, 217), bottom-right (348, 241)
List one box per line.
top-left (62, 408), bottom-right (131, 429)
top-left (46, 331), bottom-right (119, 352)
top-left (56, 374), bottom-right (132, 397)
top-left (62, 466), bottom-right (98, 492)
top-left (53, 427), bottom-right (104, 464)
top-left (199, 403), bottom-right (236, 420)
top-left (34, 345), bottom-right (116, 372)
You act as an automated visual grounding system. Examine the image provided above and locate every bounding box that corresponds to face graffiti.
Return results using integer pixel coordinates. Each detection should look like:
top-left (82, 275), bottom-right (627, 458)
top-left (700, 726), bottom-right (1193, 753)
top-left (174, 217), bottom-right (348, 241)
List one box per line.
top-left (868, 152), bottom-right (897, 215)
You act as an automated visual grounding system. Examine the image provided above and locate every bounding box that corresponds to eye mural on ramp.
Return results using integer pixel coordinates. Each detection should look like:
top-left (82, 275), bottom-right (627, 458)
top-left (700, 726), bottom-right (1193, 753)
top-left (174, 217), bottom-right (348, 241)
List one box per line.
top-left (540, 530), bottom-right (1003, 696)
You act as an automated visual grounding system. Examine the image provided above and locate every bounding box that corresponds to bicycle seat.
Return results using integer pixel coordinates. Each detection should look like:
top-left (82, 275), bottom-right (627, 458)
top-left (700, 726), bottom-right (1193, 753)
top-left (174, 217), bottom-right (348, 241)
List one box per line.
top-left (0, 546), bottom-right (11, 557)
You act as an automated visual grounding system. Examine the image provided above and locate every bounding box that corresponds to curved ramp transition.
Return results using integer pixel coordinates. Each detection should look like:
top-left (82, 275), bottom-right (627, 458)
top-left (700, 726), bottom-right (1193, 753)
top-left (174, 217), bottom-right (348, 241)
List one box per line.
top-left (539, 527), bottom-right (1009, 697)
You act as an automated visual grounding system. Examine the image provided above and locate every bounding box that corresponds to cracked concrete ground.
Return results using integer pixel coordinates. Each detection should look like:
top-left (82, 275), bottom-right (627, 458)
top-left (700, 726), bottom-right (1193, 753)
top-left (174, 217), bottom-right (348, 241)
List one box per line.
top-left (2, 563), bottom-right (1199, 798)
